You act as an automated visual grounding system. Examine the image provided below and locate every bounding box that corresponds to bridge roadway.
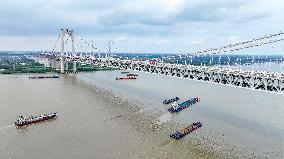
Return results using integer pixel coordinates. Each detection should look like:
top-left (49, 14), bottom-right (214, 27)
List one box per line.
top-left (101, 59), bottom-right (284, 94)
top-left (37, 54), bottom-right (284, 94)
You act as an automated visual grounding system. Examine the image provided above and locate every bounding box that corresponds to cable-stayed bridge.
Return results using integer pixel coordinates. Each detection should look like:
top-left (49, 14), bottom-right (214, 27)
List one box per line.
top-left (36, 29), bottom-right (284, 94)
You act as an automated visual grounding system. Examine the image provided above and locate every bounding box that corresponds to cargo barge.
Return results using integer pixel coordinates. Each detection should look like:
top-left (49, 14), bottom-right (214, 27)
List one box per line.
top-left (127, 74), bottom-right (138, 76)
top-left (163, 97), bottom-right (179, 104)
top-left (170, 122), bottom-right (202, 139)
top-left (15, 112), bottom-right (57, 126)
top-left (168, 97), bottom-right (200, 113)
top-left (115, 77), bottom-right (137, 80)
top-left (29, 75), bottom-right (59, 79)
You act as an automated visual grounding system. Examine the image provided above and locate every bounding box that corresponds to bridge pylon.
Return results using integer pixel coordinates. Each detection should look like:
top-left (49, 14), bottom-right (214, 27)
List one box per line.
top-left (60, 29), bottom-right (65, 74)
top-left (60, 29), bottom-right (77, 74)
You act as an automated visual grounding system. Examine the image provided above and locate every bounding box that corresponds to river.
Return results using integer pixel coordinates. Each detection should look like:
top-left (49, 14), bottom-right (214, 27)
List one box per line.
top-left (0, 69), bottom-right (283, 158)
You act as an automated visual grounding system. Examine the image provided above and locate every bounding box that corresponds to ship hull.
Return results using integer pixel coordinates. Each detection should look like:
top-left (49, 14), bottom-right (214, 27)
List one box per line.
top-left (168, 97), bottom-right (200, 113)
top-left (15, 113), bottom-right (57, 127)
top-left (115, 77), bottom-right (136, 80)
top-left (170, 122), bottom-right (202, 139)
top-left (163, 97), bottom-right (179, 104)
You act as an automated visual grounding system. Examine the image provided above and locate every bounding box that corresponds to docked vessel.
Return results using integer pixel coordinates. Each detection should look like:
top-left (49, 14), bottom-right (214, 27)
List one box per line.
top-left (15, 112), bottom-right (57, 127)
top-left (163, 97), bottom-right (179, 104)
top-left (115, 77), bottom-right (137, 80)
top-left (168, 97), bottom-right (200, 113)
top-left (170, 122), bottom-right (202, 139)
top-left (127, 73), bottom-right (138, 76)
top-left (29, 75), bottom-right (59, 79)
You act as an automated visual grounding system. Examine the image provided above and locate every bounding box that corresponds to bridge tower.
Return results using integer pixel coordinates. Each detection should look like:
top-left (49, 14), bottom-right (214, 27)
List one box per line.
top-left (60, 29), bottom-right (65, 74)
top-left (107, 40), bottom-right (114, 59)
top-left (70, 30), bottom-right (77, 73)
top-left (60, 29), bottom-right (77, 74)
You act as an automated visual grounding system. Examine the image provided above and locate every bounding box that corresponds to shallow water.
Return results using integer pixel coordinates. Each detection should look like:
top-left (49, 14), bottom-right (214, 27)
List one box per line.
top-left (77, 70), bottom-right (284, 158)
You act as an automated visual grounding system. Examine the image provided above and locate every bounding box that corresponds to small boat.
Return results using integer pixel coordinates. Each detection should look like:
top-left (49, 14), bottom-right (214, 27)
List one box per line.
top-left (115, 77), bottom-right (137, 80)
top-left (170, 122), bottom-right (202, 139)
top-left (121, 71), bottom-right (130, 74)
top-left (163, 97), bottom-right (179, 104)
top-left (168, 97), bottom-right (200, 113)
top-left (127, 73), bottom-right (138, 76)
top-left (29, 75), bottom-right (59, 79)
top-left (15, 112), bottom-right (57, 127)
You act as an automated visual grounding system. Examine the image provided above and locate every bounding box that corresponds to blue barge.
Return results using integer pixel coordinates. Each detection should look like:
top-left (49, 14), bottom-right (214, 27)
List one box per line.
top-left (168, 97), bottom-right (200, 113)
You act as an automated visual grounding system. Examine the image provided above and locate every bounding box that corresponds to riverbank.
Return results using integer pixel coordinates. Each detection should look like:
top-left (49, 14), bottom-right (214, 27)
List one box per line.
top-left (0, 55), bottom-right (118, 74)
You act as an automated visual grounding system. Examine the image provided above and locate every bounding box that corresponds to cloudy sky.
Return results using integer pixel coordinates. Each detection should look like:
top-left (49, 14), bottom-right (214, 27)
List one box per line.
top-left (0, 0), bottom-right (284, 53)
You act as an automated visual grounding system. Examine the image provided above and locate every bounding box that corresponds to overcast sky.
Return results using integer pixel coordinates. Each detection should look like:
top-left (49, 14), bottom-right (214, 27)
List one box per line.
top-left (0, 0), bottom-right (284, 54)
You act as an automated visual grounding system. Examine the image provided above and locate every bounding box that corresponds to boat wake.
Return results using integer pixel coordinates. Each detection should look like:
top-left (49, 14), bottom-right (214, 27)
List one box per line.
top-left (161, 139), bottom-right (174, 146)
top-left (0, 125), bottom-right (14, 131)
top-left (157, 113), bottom-right (173, 125)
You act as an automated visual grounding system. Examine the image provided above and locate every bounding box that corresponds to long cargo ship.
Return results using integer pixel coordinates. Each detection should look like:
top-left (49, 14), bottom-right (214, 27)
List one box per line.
top-left (170, 122), bottom-right (202, 139)
top-left (115, 77), bottom-right (137, 80)
top-left (127, 73), bottom-right (138, 76)
top-left (29, 75), bottom-right (59, 79)
top-left (168, 97), bottom-right (200, 113)
top-left (15, 112), bottom-right (57, 127)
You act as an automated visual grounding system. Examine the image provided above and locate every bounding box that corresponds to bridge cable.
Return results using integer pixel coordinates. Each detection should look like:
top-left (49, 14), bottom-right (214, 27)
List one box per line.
top-left (51, 33), bottom-right (62, 54)
top-left (184, 31), bottom-right (284, 56)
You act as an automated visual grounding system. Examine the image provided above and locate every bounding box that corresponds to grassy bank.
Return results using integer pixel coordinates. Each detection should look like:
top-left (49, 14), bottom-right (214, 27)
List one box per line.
top-left (0, 56), bottom-right (118, 74)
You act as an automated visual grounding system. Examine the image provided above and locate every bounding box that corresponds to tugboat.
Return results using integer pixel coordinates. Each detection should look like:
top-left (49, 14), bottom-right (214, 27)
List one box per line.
top-left (168, 97), bottom-right (200, 113)
top-left (29, 75), bottom-right (59, 79)
top-left (127, 73), bottom-right (138, 77)
top-left (15, 112), bottom-right (57, 127)
top-left (115, 77), bottom-right (137, 80)
top-left (170, 122), bottom-right (202, 139)
top-left (163, 97), bottom-right (179, 104)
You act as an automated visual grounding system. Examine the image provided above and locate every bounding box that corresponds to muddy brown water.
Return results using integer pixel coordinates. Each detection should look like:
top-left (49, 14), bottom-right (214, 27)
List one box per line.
top-left (0, 72), bottom-right (283, 159)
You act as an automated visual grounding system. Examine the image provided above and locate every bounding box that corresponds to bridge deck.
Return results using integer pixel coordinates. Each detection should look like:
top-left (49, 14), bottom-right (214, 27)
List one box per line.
top-left (37, 54), bottom-right (284, 94)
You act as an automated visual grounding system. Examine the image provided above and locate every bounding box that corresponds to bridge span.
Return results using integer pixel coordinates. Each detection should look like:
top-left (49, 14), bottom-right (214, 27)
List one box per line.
top-left (36, 53), bottom-right (284, 95)
top-left (101, 59), bottom-right (284, 94)
top-left (36, 29), bottom-right (284, 94)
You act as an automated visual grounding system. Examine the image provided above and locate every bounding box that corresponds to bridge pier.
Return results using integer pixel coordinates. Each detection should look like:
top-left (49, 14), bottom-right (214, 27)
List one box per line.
top-left (65, 62), bottom-right (69, 70)
top-left (73, 61), bottom-right (77, 73)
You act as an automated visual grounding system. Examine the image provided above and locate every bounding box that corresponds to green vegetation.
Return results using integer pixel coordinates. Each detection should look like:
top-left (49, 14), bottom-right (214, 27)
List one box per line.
top-left (0, 56), bottom-right (55, 74)
top-left (0, 56), bottom-right (117, 74)
top-left (77, 63), bottom-right (118, 72)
